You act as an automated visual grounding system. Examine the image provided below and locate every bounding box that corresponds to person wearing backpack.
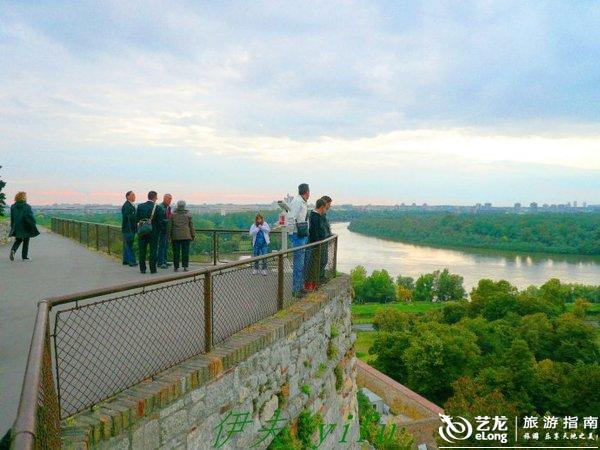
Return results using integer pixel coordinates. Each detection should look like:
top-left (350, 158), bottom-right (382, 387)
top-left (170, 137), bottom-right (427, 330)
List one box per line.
top-left (135, 190), bottom-right (166, 274)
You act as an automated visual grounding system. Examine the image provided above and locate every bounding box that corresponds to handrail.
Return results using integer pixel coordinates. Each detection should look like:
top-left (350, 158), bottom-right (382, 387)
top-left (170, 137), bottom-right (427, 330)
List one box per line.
top-left (11, 219), bottom-right (338, 449)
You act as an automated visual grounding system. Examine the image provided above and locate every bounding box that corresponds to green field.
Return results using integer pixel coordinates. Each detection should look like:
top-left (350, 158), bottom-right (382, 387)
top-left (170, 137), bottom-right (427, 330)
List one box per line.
top-left (351, 301), bottom-right (444, 324)
top-left (354, 331), bottom-right (377, 363)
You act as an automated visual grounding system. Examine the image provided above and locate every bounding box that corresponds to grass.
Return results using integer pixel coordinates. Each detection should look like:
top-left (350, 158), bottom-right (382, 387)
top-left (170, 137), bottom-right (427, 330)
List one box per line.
top-left (351, 301), bottom-right (444, 324)
top-left (354, 331), bottom-right (378, 363)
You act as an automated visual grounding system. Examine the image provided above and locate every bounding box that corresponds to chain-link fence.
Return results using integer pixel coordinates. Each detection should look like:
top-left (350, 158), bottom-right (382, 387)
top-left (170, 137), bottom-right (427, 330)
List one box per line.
top-left (12, 225), bottom-right (338, 449)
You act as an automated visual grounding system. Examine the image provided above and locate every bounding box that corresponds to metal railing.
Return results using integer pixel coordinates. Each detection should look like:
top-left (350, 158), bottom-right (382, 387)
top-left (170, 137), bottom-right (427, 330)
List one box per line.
top-left (11, 220), bottom-right (338, 449)
top-left (50, 217), bottom-right (285, 264)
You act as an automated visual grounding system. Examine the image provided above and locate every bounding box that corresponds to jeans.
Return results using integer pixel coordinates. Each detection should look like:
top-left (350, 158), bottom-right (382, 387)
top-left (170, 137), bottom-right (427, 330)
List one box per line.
top-left (172, 239), bottom-right (191, 269)
top-left (253, 243), bottom-right (269, 270)
top-left (290, 233), bottom-right (308, 293)
top-left (122, 232), bottom-right (136, 265)
top-left (158, 233), bottom-right (169, 267)
top-left (139, 234), bottom-right (159, 273)
top-left (11, 237), bottom-right (30, 259)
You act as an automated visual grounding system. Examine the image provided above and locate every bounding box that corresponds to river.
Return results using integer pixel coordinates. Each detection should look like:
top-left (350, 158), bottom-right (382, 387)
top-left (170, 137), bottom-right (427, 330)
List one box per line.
top-left (333, 222), bottom-right (600, 290)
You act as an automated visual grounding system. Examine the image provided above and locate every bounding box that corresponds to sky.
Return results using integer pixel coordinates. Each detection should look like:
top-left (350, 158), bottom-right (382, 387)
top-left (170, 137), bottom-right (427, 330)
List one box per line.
top-left (1, 0), bottom-right (599, 206)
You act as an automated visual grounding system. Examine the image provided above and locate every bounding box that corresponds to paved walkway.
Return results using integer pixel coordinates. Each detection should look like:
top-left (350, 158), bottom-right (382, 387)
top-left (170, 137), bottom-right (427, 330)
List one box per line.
top-left (0, 228), bottom-right (181, 433)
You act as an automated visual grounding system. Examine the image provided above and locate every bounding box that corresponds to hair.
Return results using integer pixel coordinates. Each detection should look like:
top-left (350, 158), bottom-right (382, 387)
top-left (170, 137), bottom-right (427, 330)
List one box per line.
top-left (255, 213), bottom-right (264, 221)
top-left (316, 198), bottom-right (326, 209)
top-left (176, 200), bottom-right (186, 209)
top-left (321, 195), bottom-right (332, 204)
top-left (148, 191), bottom-right (158, 200)
top-left (15, 191), bottom-right (27, 202)
top-left (164, 193), bottom-right (172, 198)
top-left (298, 183), bottom-right (309, 196)
top-left (125, 191), bottom-right (133, 198)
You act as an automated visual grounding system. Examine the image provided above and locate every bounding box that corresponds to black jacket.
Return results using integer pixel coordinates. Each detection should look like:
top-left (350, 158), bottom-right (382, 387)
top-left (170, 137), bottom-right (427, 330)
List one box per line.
top-left (308, 210), bottom-right (328, 243)
top-left (136, 201), bottom-right (166, 236)
top-left (10, 201), bottom-right (40, 239)
top-left (121, 201), bottom-right (137, 233)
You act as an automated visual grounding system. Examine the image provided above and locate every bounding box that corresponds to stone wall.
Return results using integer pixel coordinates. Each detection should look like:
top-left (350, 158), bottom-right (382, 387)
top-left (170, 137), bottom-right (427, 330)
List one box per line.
top-left (0, 218), bottom-right (9, 245)
top-left (61, 275), bottom-right (360, 450)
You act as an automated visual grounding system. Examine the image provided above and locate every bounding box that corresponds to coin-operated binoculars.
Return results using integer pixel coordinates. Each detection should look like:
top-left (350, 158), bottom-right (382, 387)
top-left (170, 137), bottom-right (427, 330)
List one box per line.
top-left (272, 200), bottom-right (294, 251)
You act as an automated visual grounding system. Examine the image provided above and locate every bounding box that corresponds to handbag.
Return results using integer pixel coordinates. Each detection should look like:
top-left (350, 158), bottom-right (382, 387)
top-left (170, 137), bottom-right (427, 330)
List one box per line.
top-left (295, 216), bottom-right (309, 238)
top-left (137, 203), bottom-right (157, 238)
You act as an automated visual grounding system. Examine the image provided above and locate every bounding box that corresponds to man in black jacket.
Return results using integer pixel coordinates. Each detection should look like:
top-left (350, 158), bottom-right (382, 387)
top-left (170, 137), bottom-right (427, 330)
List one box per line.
top-left (304, 198), bottom-right (328, 288)
top-left (121, 191), bottom-right (138, 267)
top-left (136, 191), bottom-right (166, 274)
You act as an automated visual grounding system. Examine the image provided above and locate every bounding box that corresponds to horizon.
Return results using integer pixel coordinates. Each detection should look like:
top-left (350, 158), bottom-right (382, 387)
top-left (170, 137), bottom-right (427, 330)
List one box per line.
top-left (1, 1), bottom-right (599, 205)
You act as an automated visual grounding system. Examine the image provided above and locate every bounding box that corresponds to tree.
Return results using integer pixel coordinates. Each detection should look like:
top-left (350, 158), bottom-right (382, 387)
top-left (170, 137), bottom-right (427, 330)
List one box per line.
top-left (552, 313), bottom-right (599, 364)
top-left (396, 275), bottom-right (415, 290)
top-left (518, 313), bottom-right (555, 360)
top-left (396, 285), bottom-right (412, 302)
top-left (413, 273), bottom-right (435, 301)
top-left (0, 165), bottom-right (6, 217)
top-left (435, 269), bottom-right (466, 301)
top-left (350, 265), bottom-right (368, 302)
top-left (361, 269), bottom-right (397, 303)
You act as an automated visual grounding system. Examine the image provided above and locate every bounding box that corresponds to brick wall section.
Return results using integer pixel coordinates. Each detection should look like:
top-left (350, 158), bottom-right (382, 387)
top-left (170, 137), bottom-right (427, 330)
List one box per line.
top-left (60, 275), bottom-right (361, 450)
top-left (356, 359), bottom-right (443, 449)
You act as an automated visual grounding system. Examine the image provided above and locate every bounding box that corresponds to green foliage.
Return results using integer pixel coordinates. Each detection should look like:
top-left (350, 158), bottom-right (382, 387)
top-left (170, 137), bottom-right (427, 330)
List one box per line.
top-left (330, 323), bottom-right (339, 338)
top-left (296, 410), bottom-right (323, 448)
top-left (334, 364), bottom-right (343, 392)
top-left (0, 165), bottom-right (6, 216)
top-left (327, 340), bottom-right (338, 360)
top-left (364, 271), bottom-right (600, 418)
top-left (357, 390), bottom-right (415, 450)
top-left (355, 269), bottom-right (397, 304)
top-left (395, 275), bottom-right (415, 290)
top-left (267, 424), bottom-right (301, 450)
top-left (348, 211), bottom-right (600, 255)
top-left (413, 269), bottom-right (465, 302)
top-left (300, 384), bottom-right (311, 396)
top-left (316, 363), bottom-right (327, 378)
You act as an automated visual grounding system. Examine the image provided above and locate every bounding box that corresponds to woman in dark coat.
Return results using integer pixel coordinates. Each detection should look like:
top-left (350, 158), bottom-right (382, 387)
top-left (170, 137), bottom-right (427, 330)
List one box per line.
top-left (9, 191), bottom-right (39, 261)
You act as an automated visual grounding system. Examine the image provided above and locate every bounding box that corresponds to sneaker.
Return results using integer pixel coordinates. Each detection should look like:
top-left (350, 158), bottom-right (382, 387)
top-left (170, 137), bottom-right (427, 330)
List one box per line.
top-left (261, 269), bottom-right (268, 276)
top-left (9, 250), bottom-right (15, 261)
top-left (252, 269), bottom-right (258, 275)
top-left (174, 268), bottom-right (179, 272)
top-left (183, 267), bottom-right (189, 272)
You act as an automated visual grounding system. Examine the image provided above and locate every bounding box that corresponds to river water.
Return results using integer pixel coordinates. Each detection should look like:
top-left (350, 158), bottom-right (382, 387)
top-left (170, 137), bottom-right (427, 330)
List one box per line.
top-left (333, 222), bottom-right (600, 290)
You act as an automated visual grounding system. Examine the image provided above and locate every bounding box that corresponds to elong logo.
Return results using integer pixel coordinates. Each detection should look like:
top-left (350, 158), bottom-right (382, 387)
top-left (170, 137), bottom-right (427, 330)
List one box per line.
top-left (438, 413), bottom-right (473, 443)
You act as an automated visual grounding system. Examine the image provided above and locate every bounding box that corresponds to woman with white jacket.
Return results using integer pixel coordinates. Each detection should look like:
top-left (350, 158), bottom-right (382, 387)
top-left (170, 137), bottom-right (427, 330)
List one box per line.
top-left (249, 213), bottom-right (270, 275)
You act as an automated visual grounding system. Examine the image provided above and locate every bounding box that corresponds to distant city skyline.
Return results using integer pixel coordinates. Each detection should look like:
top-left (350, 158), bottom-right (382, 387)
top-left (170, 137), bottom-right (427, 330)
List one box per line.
top-left (1, 1), bottom-right (599, 205)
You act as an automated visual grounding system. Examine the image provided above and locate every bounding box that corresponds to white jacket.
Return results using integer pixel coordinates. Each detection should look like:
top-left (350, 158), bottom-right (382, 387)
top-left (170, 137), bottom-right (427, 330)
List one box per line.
top-left (288, 195), bottom-right (308, 232)
top-left (249, 222), bottom-right (271, 245)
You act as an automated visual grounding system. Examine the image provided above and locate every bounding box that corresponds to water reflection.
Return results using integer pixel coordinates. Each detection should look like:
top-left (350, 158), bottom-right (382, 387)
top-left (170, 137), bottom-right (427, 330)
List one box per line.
top-left (333, 222), bottom-right (600, 290)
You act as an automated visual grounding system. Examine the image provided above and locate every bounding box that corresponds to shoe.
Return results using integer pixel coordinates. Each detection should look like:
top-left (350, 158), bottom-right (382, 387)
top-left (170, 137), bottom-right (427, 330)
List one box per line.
top-left (150, 270), bottom-right (157, 274)
top-left (252, 269), bottom-right (258, 275)
top-left (123, 262), bottom-right (128, 265)
top-left (22, 257), bottom-right (30, 261)
top-left (9, 250), bottom-right (15, 261)
top-left (261, 269), bottom-right (268, 276)
top-left (129, 263), bottom-right (138, 267)
top-left (140, 270), bottom-right (146, 274)
top-left (183, 267), bottom-right (189, 272)
top-left (174, 268), bottom-right (179, 272)
top-left (160, 264), bottom-right (168, 269)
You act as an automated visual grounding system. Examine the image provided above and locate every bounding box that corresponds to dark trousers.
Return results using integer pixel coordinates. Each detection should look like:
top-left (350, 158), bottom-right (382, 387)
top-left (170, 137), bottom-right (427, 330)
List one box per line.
top-left (139, 234), bottom-right (159, 273)
top-left (172, 239), bottom-right (190, 269)
top-left (122, 232), bottom-right (136, 265)
top-left (158, 233), bottom-right (169, 266)
top-left (11, 237), bottom-right (30, 259)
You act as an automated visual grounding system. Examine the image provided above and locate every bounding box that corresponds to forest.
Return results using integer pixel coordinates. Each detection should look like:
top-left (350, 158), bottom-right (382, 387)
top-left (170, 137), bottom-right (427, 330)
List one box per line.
top-left (347, 211), bottom-right (600, 255)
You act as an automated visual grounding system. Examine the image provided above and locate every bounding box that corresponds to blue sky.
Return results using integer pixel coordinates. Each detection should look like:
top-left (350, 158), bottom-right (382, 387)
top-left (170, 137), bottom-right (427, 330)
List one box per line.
top-left (1, 0), bottom-right (599, 205)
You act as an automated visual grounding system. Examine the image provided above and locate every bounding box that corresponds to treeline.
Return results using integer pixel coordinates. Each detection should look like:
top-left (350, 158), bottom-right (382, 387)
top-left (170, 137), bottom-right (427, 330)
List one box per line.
top-left (351, 266), bottom-right (600, 304)
top-left (348, 211), bottom-right (600, 255)
top-left (366, 277), bottom-right (599, 431)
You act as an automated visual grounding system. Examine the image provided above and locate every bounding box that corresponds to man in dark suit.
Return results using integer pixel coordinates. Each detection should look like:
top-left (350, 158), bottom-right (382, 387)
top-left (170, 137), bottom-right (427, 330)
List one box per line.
top-left (136, 191), bottom-right (166, 274)
top-left (121, 191), bottom-right (138, 267)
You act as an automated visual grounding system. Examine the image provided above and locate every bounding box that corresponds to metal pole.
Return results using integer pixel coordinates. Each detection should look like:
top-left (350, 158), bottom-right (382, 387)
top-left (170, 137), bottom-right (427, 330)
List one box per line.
top-left (333, 236), bottom-right (338, 276)
top-left (212, 231), bottom-right (217, 266)
top-left (316, 243), bottom-right (322, 288)
top-left (203, 272), bottom-right (213, 352)
top-left (277, 254), bottom-right (284, 310)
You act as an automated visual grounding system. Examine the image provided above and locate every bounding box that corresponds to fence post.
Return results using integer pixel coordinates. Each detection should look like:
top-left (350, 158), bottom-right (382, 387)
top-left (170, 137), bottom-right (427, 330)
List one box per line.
top-left (204, 272), bottom-right (213, 352)
top-left (95, 224), bottom-right (99, 250)
top-left (277, 254), bottom-right (284, 310)
top-left (212, 231), bottom-right (218, 266)
top-left (106, 225), bottom-right (111, 255)
top-left (316, 242), bottom-right (322, 288)
top-left (333, 236), bottom-right (338, 276)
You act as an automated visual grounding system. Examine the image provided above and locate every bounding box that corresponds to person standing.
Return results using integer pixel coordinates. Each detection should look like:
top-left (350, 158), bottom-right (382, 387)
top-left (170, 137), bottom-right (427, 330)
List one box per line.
top-left (157, 193), bottom-right (173, 269)
top-left (9, 191), bottom-right (39, 261)
top-left (321, 196), bottom-right (332, 237)
top-left (305, 198), bottom-right (328, 288)
top-left (289, 183), bottom-right (310, 297)
top-left (136, 191), bottom-right (166, 274)
top-left (249, 213), bottom-right (271, 275)
top-left (121, 191), bottom-right (138, 267)
top-left (170, 200), bottom-right (195, 272)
